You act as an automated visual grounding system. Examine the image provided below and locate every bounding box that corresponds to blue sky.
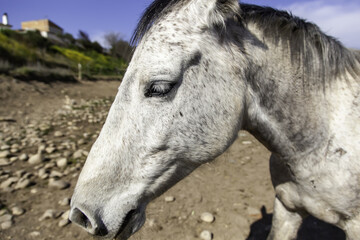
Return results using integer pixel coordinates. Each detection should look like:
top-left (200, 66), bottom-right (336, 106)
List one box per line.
top-left (1, 0), bottom-right (359, 49)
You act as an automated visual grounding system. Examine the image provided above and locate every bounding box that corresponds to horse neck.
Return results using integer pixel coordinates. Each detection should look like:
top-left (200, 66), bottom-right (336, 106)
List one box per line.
top-left (241, 36), bottom-right (330, 159)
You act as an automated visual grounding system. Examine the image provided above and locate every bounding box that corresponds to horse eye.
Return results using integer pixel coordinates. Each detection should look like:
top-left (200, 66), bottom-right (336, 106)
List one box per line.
top-left (145, 81), bottom-right (175, 97)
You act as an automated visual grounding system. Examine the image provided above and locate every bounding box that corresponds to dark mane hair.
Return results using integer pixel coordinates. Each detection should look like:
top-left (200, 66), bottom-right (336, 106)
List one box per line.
top-left (131, 0), bottom-right (187, 45)
top-left (131, 1), bottom-right (359, 85)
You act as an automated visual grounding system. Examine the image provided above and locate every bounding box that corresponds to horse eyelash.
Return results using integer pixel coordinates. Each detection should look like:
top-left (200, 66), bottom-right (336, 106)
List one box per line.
top-left (145, 81), bottom-right (176, 97)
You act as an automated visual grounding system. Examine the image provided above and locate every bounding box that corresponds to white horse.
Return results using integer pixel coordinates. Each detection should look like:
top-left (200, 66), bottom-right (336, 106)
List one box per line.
top-left (69, 0), bottom-right (360, 239)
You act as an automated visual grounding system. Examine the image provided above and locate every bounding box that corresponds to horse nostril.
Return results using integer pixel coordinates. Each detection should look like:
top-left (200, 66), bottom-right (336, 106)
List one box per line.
top-left (69, 207), bottom-right (108, 236)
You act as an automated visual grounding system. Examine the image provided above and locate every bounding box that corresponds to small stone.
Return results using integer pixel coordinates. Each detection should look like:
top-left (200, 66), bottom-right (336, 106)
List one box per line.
top-left (61, 210), bottom-right (70, 220)
top-left (45, 147), bottom-right (56, 154)
top-left (44, 162), bottom-right (56, 169)
top-left (200, 230), bottom-right (213, 240)
top-left (0, 158), bottom-right (11, 167)
top-left (19, 153), bottom-right (29, 161)
top-left (77, 139), bottom-right (86, 146)
top-left (11, 207), bottom-right (25, 216)
top-left (1, 220), bottom-right (12, 230)
top-left (165, 196), bottom-right (175, 202)
top-left (0, 214), bottom-right (13, 223)
top-left (28, 153), bottom-right (43, 165)
top-left (39, 209), bottom-right (58, 221)
top-left (14, 178), bottom-right (31, 189)
top-left (29, 231), bottom-right (41, 237)
top-left (58, 218), bottom-right (70, 227)
top-left (30, 188), bottom-right (38, 194)
top-left (0, 145), bottom-right (10, 151)
top-left (49, 179), bottom-right (70, 190)
top-left (58, 197), bottom-right (71, 206)
top-left (72, 149), bottom-right (84, 159)
top-left (50, 170), bottom-right (63, 178)
top-left (10, 156), bottom-right (18, 163)
top-left (0, 150), bottom-right (10, 158)
top-left (201, 212), bottom-right (215, 223)
top-left (56, 158), bottom-right (68, 169)
top-left (54, 131), bottom-right (64, 137)
top-left (1, 177), bottom-right (19, 189)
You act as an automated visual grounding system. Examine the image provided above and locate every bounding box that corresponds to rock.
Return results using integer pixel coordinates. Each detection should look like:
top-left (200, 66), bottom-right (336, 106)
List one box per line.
top-left (0, 150), bottom-right (10, 158)
top-left (48, 179), bottom-right (70, 190)
top-left (201, 212), bottom-right (215, 223)
top-left (44, 162), bottom-right (56, 169)
top-left (56, 158), bottom-right (68, 169)
top-left (0, 158), bottom-right (11, 167)
top-left (45, 147), bottom-right (56, 154)
top-left (9, 156), bottom-right (18, 163)
top-left (0, 145), bottom-right (10, 151)
top-left (165, 196), bottom-right (176, 202)
top-left (1, 220), bottom-right (12, 230)
top-left (39, 209), bottom-right (59, 221)
top-left (200, 230), bottom-right (213, 240)
top-left (50, 170), bottom-right (63, 178)
top-left (1, 177), bottom-right (19, 190)
top-left (242, 141), bottom-right (252, 145)
top-left (11, 207), bottom-right (25, 216)
top-left (54, 131), bottom-right (64, 137)
top-left (28, 152), bottom-right (44, 165)
top-left (58, 218), bottom-right (70, 227)
top-left (30, 188), bottom-right (38, 194)
top-left (29, 231), bottom-right (41, 237)
top-left (58, 197), bottom-right (71, 206)
top-left (72, 149), bottom-right (84, 159)
top-left (61, 210), bottom-right (70, 220)
top-left (19, 153), bottom-right (29, 161)
top-left (15, 170), bottom-right (26, 178)
top-left (14, 178), bottom-right (31, 190)
top-left (0, 214), bottom-right (13, 223)
top-left (77, 139), bottom-right (86, 146)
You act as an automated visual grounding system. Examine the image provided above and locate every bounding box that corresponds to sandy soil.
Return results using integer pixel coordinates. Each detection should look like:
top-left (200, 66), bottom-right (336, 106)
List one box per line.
top-left (0, 77), bottom-right (346, 240)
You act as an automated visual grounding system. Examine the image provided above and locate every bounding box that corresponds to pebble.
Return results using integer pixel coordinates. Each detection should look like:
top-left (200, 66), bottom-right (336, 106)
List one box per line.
top-left (19, 153), bottom-right (28, 161)
top-left (50, 170), bottom-right (63, 178)
top-left (165, 196), bottom-right (176, 202)
top-left (0, 214), bottom-right (13, 223)
top-left (61, 210), bottom-right (70, 220)
top-left (58, 197), bottom-right (71, 206)
top-left (200, 230), bottom-right (213, 240)
top-left (54, 131), bottom-right (64, 137)
top-left (58, 218), bottom-right (70, 227)
top-left (45, 147), bottom-right (56, 154)
top-left (48, 179), bottom-right (70, 190)
top-left (201, 212), bottom-right (215, 223)
top-left (39, 209), bottom-right (58, 221)
top-left (14, 178), bottom-right (31, 190)
top-left (11, 207), bottom-right (25, 216)
top-left (1, 177), bottom-right (19, 190)
top-left (72, 149), bottom-right (84, 159)
top-left (242, 141), bottom-right (252, 145)
top-left (247, 206), bottom-right (262, 219)
top-left (28, 152), bottom-right (43, 165)
top-left (1, 220), bottom-right (13, 230)
top-left (56, 158), bottom-right (68, 169)
top-left (0, 158), bottom-right (11, 167)
top-left (29, 231), bottom-right (41, 237)
top-left (0, 145), bottom-right (10, 150)
top-left (0, 150), bottom-right (10, 158)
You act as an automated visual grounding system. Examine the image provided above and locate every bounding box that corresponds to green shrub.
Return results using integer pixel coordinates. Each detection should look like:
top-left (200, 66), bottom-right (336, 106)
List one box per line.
top-left (10, 65), bottom-right (76, 82)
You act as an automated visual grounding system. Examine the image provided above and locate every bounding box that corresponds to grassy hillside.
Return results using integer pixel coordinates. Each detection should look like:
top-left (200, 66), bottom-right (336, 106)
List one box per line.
top-left (0, 29), bottom-right (128, 82)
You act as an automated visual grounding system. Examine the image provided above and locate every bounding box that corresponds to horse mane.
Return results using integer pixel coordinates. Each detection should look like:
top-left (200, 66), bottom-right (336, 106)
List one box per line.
top-left (131, 0), bottom-right (188, 45)
top-left (131, 0), bottom-right (360, 85)
top-left (240, 3), bottom-right (360, 85)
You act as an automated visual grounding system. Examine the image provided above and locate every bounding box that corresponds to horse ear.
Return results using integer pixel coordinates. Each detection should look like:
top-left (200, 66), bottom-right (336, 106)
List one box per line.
top-left (208, 0), bottom-right (240, 30)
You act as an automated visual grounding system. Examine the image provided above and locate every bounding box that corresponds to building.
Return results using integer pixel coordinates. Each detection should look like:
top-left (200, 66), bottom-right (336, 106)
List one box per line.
top-left (21, 19), bottom-right (63, 38)
top-left (0, 13), bottom-right (12, 30)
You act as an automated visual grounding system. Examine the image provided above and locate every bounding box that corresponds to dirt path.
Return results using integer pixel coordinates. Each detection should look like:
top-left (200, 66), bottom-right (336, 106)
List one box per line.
top-left (0, 77), bottom-right (345, 239)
